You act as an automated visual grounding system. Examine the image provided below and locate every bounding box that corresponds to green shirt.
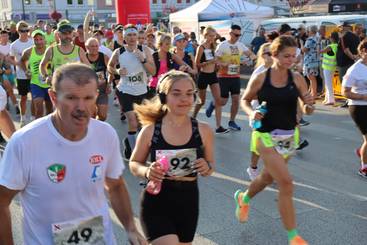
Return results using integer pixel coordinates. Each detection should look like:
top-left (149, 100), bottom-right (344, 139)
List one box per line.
top-left (29, 47), bottom-right (49, 88)
top-left (45, 33), bottom-right (55, 46)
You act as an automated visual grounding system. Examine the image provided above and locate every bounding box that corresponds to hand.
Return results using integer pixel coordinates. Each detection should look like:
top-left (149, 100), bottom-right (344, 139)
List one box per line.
top-left (303, 104), bottom-right (315, 114)
top-left (133, 49), bottom-right (145, 62)
top-left (302, 92), bottom-right (314, 105)
top-left (127, 229), bottom-right (147, 245)
top-left (118, 67), bottom-right (128, 76)
top-left (194, 158), bottom-right (212, 176)
top-left (250, 110), bottom-right (264, 121)
top-left (146, 162), bottom-right (165, 182)
top-left (179, 65), bottom-right (188, 72)
top-left (25, 70), bottom-right (31, 78)
top-left (4, 68), bottom-right (11, 75)
top-left (45, 76), bottom-right (52, 85)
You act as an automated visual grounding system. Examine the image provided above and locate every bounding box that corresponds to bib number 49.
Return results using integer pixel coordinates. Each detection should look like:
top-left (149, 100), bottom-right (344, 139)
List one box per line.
top-left (67, 228), bottom-right (93, 244)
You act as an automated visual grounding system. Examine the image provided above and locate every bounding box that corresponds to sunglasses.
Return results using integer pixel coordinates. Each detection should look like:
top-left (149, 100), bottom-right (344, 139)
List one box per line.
top-left (19, 29), bottom-right (29, 33)
top-left (263, 51), bottom-right (271, 56)
top-left (231, 32), bottom-right (241, 37)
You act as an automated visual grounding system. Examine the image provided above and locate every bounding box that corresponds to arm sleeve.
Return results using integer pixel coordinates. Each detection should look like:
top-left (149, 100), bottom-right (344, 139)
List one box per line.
top-left (0, 134), bottom-right (27, 190)
top-left (105, 127), bottom-right (125, 179)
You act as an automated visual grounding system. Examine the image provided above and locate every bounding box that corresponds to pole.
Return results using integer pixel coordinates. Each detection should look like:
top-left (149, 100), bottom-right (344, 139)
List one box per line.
top-left (21, 0), bottom-right (26, 20)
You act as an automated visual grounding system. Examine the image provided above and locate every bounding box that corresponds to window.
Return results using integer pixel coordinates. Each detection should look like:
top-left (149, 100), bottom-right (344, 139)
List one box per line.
top-left (88, 0), bottom-right (93, 5)
top-left (186, 0), bottom-right (190, 3)
top-left (24, 0), bottom-right (31, 4)
top-left (105, 0), bottom-right (112, 6)
top-left (78, 0), bottom-right (83, 4)
top-left (67, 0), bottom-right (73, 4)
top-left (162, 0), bottom-right (166, 4)
top-left (177, 0), bottom-right (182, 3)
top-left (36, 0), bottom-right (43, 4)
top-left (152, 0), bottom-right (157, 3)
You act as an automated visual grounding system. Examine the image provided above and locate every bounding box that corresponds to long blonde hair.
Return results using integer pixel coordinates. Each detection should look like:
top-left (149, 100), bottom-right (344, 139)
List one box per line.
top-left (134, 70), bottom-right (196, 125)
top-left (203, 26), bottom-right (217, 51)
top-left (255, 43), bottom-right (271, 68)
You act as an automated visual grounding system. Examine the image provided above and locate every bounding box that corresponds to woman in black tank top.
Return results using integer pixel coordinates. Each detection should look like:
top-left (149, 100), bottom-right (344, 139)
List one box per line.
top-left (85, 38), bottom-right (110, 121)
top-left (238, 36), bottom-right (314, 244)
top-left (129, 70), bottom-right (214, 244)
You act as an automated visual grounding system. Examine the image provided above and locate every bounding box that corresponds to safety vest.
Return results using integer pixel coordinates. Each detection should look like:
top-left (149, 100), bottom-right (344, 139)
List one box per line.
top-left (322, 43), bottom-right (338, 71)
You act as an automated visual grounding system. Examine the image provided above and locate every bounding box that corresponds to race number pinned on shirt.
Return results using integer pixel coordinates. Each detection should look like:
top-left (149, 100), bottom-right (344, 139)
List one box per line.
top-left (204, 49), bottom-right (214, 61)
top-left (227, 64), bottom-right (240, 75)
top-left (125, 72), bottom-right (144, 85)
top-left (52, 216), bottom-right (105, 245)
top-left (156, 148), bottom-right (197, 177)
top-left (270, 129), bottom-right (296, 156)
top-left (96, 71), bottom-right (106, 86)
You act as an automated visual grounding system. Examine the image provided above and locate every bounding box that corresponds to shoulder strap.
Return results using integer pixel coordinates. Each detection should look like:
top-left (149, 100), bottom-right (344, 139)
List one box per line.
top-left (191, 118), bottom-right (203, 144)
top-left (153, 51), bottom-right (160, 77)
top-left (138, 44), bottom-right (143, 52)
top-left (119, 46), bottom-right (126, 55)
top-left (151, 121), bottom-right (162, 144)
top-left (264, 67), bottom-right (271, 85)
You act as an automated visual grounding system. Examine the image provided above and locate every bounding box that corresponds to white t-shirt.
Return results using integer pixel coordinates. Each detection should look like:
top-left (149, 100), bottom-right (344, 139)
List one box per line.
top-left (215, 40), bottom-right (249, 78)
top-left (0, 86), bottom-right (7, 111)
top-left (10, 38), bottom-right (34, 79)
top-left (342, 59), bottom-right (367, 106)
top-left (99, 45), bottom-right (113, 58)
top-left (0, 116), bottom-right (125, 245)
top-left (0, 43), bottom-right (11, 55)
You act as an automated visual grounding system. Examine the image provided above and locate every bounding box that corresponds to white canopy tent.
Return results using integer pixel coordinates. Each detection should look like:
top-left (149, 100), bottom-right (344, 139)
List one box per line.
top-left (169, 0), bottom-right (274, 44)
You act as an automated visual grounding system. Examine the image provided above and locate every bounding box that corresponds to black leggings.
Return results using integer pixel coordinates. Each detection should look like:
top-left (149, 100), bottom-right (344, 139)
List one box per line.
top-left (140, 179), bottom-right (199, 243)
top-left (349, 105), bottom-right (367, 135)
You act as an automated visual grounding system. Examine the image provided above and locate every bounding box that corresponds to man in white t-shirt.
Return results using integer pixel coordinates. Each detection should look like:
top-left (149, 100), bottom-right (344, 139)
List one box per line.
top-left (0, 63), bottom-right (147, 245)
top-left (206, 24), bottom-right (256, 134)
top-left (9, 21), bottom-right (34, 126)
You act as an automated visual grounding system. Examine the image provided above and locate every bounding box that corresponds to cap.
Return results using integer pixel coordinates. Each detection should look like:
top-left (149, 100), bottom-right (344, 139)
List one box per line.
top-left (57, 20), bottom-right (74, 33)
top-left (77, 24), bottom-right (83, 30)
top-left (105, 30), bottom-right (113, 38)
top-left (31, 30), bottom-right (45, 38)
top-left (173, 33), bottom-right (185, 45)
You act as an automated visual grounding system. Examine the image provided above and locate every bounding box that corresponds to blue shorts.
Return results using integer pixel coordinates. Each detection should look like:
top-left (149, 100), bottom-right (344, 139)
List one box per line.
top-left (30, 84), bottom-right (51, 101)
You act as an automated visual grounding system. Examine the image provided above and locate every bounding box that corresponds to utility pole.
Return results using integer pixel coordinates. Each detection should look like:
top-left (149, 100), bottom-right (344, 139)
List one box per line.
top-left (21, 0), bottom-right (26, 20)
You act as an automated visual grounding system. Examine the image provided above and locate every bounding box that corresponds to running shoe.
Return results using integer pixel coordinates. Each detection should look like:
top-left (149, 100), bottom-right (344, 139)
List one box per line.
top-left (120, 112), bottom-right (126, 121)
top-left (123, 138), bottom-right (132, 161)
top-left (15, 106), bottom-right (20, 114)
top-left (113, 97), bottom-right (119, 107)
top-left (339, 101), bottom-right (348, 108)
top-left (228, 121), bottom-right (241, 131)
top-left (358, 168), bottom-right (367, 178)
top-left (289, 235), bottom-right (308, 245)
top-left (296, 139), bottom-right (309, 150)
top-left (355, 148), bottom-right (361, 158)
top-left (0, 133), bottom-right (5, 143)
top-left (299, 118), bottom-right (310, 127)
top-left (205, 101), bottom-right (215, 118)
top-left (215, 126), bottom-right (230, 134)
top-left (234, 190), bottom-right (249, 223)
top-left (246, 167), bottom-right (259, 181)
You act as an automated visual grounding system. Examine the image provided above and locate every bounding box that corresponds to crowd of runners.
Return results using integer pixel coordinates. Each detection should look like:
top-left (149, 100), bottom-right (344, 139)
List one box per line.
top-left (0, 13), bottom-right (366, 245)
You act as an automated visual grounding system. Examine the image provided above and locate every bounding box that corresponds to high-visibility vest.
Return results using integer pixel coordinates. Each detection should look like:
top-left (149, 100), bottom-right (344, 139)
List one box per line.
top-left (322, 43), bottom-right (338, 71)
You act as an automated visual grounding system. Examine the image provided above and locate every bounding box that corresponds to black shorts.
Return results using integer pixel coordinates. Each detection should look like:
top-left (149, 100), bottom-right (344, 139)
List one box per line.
top-left (218, 77), bottom-right (241, 98)
top-left (349, 105), bottom-right (367, 135)
top-left (197, 72), bottom-right (218, 90)
top-left (17, 79), bottom-right (31, 96)
top-left (146, 86), bottom-right (157, 100)
top-left (115, 90), bottom-right (147, 113)
top-left (140, 179), bottom-right (199, 243)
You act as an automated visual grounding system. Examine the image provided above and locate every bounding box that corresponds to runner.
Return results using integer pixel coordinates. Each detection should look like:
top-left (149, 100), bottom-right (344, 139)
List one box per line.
top-left (192, 26), bottom-right (228, 133)
top-left (130, 70), bottom-right (214, 245)
top-left (172, 33), bottom-right (197, 75)
top-left (8, 21), bottom-right (34, 126)
top-left (206, 24), bottom-right (256, 131)
top-left (107, 24), bottom-right (156, 160)
top-left (237, 36), bottom-right (314, 245)
top-left (342, 39), bottom-right (367, 178)
top-left (40, 20), bottom-right (90, 85)
top-left (0, 84), bottom-right (15, 139)
top-left (20, 30), bottom-right (53, 119)
top-left (44, 23), bottom-right (56, 46)
top-left (86, 37), bottom-right (111, 121)
top-left (0, 63), bottom-right (146, 245)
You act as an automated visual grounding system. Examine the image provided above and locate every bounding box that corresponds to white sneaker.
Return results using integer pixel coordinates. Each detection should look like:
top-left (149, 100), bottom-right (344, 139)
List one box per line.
top-left (113, 97), bottom-right (119, 107)
top-left (246, 167), bottom-right (260, 181)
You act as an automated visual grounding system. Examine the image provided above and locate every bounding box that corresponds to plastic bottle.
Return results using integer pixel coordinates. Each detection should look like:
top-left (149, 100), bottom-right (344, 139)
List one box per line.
top-left (251, 101), bottom-right (267, 129)
top-left (146, 156), bottom-right (169, 195)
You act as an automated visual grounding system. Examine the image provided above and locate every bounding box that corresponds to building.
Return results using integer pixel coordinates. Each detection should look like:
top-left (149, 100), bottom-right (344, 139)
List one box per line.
top-left (0, 0), bottom-right (199, 27)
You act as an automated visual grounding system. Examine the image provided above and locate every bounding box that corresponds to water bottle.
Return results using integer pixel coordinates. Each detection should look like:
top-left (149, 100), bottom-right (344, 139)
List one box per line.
top-left (146, 156), bottom-right (169, 195)
top-left (251, 101), bottom-right (267, 129)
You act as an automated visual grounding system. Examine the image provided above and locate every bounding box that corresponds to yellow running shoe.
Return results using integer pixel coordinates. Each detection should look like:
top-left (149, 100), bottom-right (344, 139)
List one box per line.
top-left (234, 190), bottom-right (249, 223)
top-left (290, 235), bottom-right (308, 245)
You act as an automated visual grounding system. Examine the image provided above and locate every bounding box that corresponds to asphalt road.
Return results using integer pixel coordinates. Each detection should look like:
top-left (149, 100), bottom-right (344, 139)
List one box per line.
top-left (8, 91), bottom-right (367, 245)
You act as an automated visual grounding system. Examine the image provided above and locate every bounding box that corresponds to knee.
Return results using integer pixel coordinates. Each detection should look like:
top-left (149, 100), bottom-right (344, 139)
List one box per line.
top-left (260, 172), bottom-right (273, 186)
top-left (277, 177), bottom-right (294, 195)
top-left (214, 98), bottom-right (222, 107)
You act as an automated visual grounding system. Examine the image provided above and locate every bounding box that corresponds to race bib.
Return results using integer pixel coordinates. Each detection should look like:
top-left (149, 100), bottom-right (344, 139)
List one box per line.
top-left (52, 216), bottom-right (105, 245)
top-left (125, 72), bottom-right (144, 85)
top-left (227, 64), bottom-right (240, 75)
top-left (204, 49), bottom-right (214, 61)
top-left (156, 148), bottom-right (197, 177)
top-left (96, 71), bottom-right (106, 86)
top-left (270, 129), bottom-right (296, 156)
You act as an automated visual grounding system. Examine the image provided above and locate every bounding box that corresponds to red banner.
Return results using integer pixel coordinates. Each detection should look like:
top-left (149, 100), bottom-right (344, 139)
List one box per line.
top-left (115, 0), bottom-right (151, 25)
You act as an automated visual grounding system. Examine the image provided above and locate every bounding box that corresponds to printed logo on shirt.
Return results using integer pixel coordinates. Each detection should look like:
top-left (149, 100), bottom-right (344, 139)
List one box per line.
top-left (47, 164), bottom-right (66, 183)
top-left (91, 165), bottom-right (102, 182)
top-left (89, 155), bottom-right (104, 164)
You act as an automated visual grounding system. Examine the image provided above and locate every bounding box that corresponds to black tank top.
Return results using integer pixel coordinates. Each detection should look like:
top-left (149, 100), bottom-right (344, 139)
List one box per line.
top-left (199, 45), bottom-right (215, 63)
top-left (87, 52), bottom-right (107, 81)
top-left (257, 68), bottom-right (299, 132)
top-left (150, 118), bottom-right (204, 177)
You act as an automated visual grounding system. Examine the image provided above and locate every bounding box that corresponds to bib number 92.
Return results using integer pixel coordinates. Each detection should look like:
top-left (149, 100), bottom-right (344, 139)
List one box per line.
top-left (170, 157), bottom-right (191, 170)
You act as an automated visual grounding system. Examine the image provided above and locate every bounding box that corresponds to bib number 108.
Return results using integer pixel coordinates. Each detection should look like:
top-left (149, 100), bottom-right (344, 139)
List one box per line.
top-left (67, 228), bottom-right (92, 244)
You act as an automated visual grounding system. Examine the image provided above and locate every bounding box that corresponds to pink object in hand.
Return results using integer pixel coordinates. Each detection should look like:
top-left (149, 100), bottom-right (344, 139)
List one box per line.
top-left (146, 156), bottom-right (169, 195)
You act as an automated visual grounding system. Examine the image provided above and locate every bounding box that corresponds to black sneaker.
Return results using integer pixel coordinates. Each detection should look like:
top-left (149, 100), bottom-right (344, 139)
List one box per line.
top-left (340, 101), bottom-right (348, 108)
top-left (123, 138), bottom-right (132, 160)
top-left (16, 106), bottom-right (20, 114)
top-left (299, 118), bottom-right (310, 127)
top-left (0, 133), bottom-right (5, 143)
top-left (215, 126), bottom-right (230, 134)
top-left (296, 139), bottom-right (309, 150)
top-left (120, 112), bottom-right (126, 121)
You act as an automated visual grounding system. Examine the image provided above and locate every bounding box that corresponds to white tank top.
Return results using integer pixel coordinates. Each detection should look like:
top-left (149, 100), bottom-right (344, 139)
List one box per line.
top-left (117, 47), bottom-right (148, 96)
